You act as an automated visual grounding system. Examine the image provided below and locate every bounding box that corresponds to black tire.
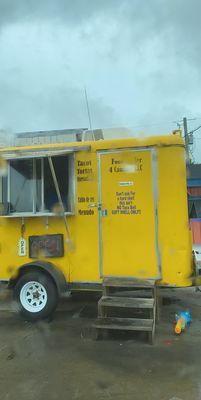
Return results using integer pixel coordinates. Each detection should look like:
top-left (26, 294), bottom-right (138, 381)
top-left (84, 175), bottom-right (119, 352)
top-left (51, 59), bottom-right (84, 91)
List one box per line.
top-left (14, 270), bottom-right (58, 321)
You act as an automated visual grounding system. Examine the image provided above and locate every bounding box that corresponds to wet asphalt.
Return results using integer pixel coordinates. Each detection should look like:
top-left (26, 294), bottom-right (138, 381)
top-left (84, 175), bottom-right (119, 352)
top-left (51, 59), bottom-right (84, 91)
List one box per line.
top-left (0, 287), bottom-right (201, 400)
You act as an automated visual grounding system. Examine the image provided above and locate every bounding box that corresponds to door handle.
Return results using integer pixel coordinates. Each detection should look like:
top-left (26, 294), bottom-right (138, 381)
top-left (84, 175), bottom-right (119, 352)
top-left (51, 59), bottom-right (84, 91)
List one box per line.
top-left (88, 203), bottom-right (102, 210)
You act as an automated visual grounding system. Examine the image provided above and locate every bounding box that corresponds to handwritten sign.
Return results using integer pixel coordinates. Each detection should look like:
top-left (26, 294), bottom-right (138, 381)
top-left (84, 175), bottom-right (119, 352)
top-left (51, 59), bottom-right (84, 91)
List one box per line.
top-left (29, 234), bottom-right (64, 258)
top-left (18, 238), bottom-right (26, 256)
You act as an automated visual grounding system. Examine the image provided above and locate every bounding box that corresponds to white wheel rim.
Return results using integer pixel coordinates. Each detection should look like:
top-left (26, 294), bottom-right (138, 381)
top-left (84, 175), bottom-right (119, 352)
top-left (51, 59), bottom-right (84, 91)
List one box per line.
top-left (20, 281), bottom-right (47, 313)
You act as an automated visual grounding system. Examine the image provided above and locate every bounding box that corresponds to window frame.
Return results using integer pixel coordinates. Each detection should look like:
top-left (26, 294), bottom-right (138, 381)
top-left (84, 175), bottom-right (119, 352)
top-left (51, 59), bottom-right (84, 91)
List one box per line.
top-left (4, 153), bottom-right (75, 217)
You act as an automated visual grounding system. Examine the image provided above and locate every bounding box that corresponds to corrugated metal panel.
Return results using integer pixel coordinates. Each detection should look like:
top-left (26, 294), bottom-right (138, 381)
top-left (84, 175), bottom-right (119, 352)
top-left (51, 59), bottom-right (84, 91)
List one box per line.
top-left (188, 164), bottom-right (201, 179)
top-left (187, 179), bottom-right (201, 187)
top-left (190, 220), bottom-right (201, 244)
top-left (188, 187), bottom-right (201, 196)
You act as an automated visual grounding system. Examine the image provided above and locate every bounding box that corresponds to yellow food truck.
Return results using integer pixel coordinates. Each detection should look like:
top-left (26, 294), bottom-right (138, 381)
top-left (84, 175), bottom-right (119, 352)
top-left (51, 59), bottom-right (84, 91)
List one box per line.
top-left (0, 130), bottom-right (192, 326)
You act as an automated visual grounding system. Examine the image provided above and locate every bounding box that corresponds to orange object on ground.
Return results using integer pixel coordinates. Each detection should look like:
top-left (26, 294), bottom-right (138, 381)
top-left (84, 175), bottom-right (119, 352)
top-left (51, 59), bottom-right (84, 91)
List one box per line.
top-left (174, 311), bottom-right (191, 335)
top-left (175, 320), bottom-right (183, 334)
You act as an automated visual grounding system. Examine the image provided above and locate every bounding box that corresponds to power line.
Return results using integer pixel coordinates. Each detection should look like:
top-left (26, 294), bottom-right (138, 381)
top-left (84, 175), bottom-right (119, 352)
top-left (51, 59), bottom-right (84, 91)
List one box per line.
top-left (189, 125), bottom-right (201, 135)
top-left (182, 117), bottom-right (201, 163)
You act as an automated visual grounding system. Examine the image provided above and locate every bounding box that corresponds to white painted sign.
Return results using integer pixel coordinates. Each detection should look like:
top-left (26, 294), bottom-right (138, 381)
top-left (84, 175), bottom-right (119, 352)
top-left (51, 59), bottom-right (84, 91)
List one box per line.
top-left (18, 238), bottom-right (26, 256)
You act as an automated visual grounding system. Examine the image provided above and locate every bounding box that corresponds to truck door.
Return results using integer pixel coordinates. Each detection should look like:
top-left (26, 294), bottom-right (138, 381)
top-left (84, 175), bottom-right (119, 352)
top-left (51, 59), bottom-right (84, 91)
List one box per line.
top-left (98, 149), bottom-right (160, 279)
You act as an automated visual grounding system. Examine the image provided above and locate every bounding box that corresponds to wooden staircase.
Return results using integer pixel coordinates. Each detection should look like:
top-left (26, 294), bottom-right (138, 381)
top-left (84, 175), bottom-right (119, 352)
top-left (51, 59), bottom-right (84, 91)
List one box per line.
top-left (94, 277), bottom-right (157, 344)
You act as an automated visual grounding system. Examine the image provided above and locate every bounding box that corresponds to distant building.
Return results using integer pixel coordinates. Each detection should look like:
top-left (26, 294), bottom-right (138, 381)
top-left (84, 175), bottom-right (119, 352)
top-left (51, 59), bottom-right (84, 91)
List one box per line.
top-left (15, 128), bottom-right (88, 146)
top-left (187, 164), bottom-right (201, 244)
top-left (14, 127), bottom-right (134, 146)
top-left (0, 126), bottom-right (134, 148)
top-left (0, 129), bottom-right (13, 147)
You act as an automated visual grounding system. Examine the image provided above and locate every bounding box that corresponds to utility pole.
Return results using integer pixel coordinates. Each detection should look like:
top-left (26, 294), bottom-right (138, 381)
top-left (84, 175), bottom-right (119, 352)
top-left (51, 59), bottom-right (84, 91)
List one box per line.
top-left (183, 117), bottom-right (190, 163)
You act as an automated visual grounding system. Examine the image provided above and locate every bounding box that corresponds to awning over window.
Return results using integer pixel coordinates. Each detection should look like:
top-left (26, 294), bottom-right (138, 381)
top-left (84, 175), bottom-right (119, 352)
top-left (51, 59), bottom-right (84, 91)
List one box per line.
top-left (1, 145), bottom-right (91, 160)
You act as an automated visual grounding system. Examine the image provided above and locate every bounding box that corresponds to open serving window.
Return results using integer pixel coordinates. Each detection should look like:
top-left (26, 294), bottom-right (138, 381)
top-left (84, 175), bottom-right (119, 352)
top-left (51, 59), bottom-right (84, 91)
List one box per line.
top-left (0, 152), bottom-right (75, 216)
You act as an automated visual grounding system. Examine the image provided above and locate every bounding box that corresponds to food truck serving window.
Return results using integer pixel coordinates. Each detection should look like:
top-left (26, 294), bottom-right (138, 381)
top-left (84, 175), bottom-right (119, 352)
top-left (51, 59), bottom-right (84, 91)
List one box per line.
top-left (1, 154), bottom-right (74, 216)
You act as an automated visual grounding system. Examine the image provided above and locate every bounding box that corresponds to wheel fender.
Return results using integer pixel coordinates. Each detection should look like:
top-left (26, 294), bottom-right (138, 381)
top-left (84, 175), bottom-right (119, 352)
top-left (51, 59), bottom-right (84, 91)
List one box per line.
top-left (14, 261), bottom-right (67, 295)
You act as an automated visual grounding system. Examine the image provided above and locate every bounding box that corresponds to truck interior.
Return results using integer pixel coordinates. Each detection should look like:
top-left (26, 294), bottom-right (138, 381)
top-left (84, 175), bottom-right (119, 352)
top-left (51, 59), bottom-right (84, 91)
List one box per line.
top-left (0, 154), bottom-right (74, 216)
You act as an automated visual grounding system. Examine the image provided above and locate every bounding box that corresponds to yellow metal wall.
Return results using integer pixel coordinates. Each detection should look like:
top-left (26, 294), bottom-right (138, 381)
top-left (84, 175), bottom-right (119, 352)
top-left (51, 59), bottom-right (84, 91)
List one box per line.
top-left (0, 136), bottom-right (192, 287)
top-left (99, 149), bottom-right (159, 279)
top-left (157, 146), bottom-right (192, 286)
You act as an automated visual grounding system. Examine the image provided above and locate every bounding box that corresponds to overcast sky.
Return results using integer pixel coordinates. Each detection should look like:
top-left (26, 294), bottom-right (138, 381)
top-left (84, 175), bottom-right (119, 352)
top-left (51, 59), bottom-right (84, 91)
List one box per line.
top-left (0, 0), bottom-right (201, 159)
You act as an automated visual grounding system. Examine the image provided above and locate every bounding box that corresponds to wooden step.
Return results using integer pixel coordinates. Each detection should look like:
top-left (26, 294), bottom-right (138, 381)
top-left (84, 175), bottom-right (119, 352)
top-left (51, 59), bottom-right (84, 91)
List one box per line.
top-left (99, 296), bottom-right (154, 309)
top-left (94, 317), bottom-right (153, 331)
top-left (103, 277), bottom-right (156, 288)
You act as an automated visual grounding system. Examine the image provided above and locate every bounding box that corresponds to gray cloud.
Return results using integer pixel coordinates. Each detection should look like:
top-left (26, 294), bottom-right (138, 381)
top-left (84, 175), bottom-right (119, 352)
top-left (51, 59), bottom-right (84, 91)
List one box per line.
top-left (0, 0), bottom-right (201, 159)
top-left (0, 0), bottom-right (124, 28)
